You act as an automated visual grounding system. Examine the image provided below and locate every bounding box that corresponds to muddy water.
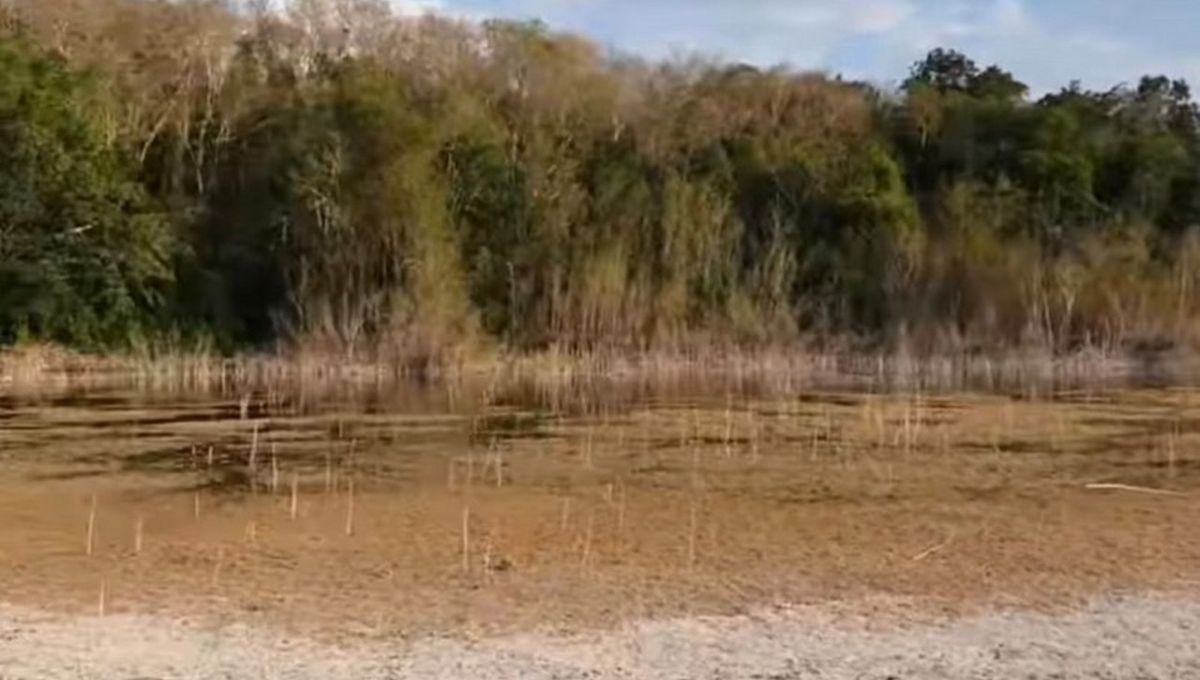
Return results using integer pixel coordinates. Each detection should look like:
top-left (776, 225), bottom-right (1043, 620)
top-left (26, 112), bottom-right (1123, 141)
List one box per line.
top-left (2, 377), bottom-right (1200, 639)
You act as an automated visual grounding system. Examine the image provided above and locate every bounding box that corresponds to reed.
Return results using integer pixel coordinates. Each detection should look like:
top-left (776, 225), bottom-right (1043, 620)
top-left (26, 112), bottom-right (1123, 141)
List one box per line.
top-left (345, 478), bottom-right (355, 536)
top-left (461, 506), bottom-right (471, 573)
top-left (250, 421), bottom-right (260, 476)
top-left (493, 440), bottom-right (504, 488)
top-left (687, 500), bottom-right (698, 570)
top-left (324, 448), bottom-right (333, 495)
top-left (1168, 430), bottom-right (1178, 479)
top-left (290, 473), bottom-right (299, 520)
top-left (723, 395), bottom-right (734, 458)
top-left (903, 403), bottom-right (913, 458)
top-left (616, 482), bottom-right (627, 552)
top-left (748, 409), bottom-right (760, 462)
top-left (465, 448), bottom-right (475, 489)
top-left (2, 340), bottom-right (1169, 405)
top-left (580, 509), bottom-right (595, 576)
top-left (85, 493), bottom-right (97, 557)
top-left (245, 521), bottom-right (258, 545)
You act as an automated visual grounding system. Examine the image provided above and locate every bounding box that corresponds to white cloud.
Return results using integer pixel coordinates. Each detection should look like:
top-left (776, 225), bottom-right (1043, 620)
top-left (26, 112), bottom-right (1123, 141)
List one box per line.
top-left (406, 0), bottom-right (1200, 94)
top-left (392, 0), bottom-right (445, 15)
top-left (988, 0), bottom-right (1031, 33)
top-left (851, 0), bottom-right (917, 34)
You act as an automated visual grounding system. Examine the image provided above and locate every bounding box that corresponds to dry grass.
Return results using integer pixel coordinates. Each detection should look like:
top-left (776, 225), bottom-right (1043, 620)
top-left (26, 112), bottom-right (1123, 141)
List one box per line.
top-left (2, 379), bottom-right (1200, 641)
top-left (4, 340), bottom-right (1195, 404)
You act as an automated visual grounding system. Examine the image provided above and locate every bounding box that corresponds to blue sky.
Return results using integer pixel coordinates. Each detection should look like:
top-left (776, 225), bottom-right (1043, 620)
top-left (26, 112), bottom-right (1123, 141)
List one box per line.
top-left (395, 0), bottom-right (1200, 95)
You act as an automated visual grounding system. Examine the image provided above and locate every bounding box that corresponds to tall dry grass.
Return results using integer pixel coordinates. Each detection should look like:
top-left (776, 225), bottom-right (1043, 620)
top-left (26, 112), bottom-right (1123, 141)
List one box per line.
top-left (3, 336), bottom-right (1191, 415)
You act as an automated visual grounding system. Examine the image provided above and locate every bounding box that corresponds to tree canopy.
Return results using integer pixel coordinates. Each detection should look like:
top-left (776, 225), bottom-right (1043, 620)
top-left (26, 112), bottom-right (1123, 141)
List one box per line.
top-left (1, 1), bottom-right (1199, 357)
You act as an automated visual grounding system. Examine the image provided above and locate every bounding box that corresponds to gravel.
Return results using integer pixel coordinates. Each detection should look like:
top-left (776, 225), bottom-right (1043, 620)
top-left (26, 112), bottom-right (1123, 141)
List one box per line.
top-left (3, 595), bottom-right (1200, 679)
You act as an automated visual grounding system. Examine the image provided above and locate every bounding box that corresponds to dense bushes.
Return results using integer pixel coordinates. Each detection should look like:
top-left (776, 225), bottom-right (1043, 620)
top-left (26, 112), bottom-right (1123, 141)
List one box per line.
top-left (1, 1), bottom-right (1198, 357)
top-left (0, 36), bottom-right (171, 347)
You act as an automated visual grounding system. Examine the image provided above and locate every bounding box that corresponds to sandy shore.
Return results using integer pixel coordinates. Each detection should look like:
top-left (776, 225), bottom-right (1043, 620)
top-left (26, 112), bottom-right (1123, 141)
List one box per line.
top-left (4, 595), bottom-right (1200, 679)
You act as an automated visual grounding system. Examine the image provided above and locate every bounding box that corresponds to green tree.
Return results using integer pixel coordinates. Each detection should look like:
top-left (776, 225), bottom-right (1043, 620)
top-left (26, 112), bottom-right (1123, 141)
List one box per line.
top-left (0, 35), bottom-right (171, 346)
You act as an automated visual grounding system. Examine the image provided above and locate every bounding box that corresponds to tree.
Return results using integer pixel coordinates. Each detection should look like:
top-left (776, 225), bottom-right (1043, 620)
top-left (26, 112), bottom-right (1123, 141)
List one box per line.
top-left (0, 35), bottom-right (171, 346)
top-left (903, 48), bottom-right (978, 94)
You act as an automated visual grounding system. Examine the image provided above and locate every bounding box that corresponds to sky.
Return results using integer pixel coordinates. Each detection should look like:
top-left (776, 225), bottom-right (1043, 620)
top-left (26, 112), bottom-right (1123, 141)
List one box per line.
top-left (393, 0), bottom-right (1200, 95)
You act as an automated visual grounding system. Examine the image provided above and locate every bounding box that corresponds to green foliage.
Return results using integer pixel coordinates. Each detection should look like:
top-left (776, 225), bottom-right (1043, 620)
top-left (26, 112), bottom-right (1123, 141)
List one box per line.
top-left (0, 36), bottom-right (170, 347)
top-left (194, 58), bottom-right (474, 355)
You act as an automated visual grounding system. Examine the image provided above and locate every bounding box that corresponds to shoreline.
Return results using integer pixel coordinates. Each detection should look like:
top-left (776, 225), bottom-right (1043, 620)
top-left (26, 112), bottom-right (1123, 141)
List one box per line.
top-left (3, 342), bottom-right (1195, 396)
top-left (4, 592), bottom-right (1199, 679)
top-left (4, 344), bottom-right (1200, 678)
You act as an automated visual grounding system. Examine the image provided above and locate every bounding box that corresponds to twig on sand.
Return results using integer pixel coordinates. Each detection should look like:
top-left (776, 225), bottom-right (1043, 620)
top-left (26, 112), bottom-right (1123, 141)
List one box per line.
top-left (1084, 483), bottom-right (1185, 497)
top-left (912, 535), bottom-right (954, 562)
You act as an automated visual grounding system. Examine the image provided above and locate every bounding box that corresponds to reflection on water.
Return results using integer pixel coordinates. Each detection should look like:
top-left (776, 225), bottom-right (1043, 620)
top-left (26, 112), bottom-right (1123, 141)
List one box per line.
top-left (2, 361), bottom-right (1200, 637)
top-left (4, 363), bottom-right (1200, 498)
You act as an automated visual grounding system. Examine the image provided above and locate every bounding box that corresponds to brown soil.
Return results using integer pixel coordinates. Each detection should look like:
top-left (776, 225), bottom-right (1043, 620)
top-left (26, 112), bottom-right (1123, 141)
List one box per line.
top-left (2, 386), bottom-right (1200, 641)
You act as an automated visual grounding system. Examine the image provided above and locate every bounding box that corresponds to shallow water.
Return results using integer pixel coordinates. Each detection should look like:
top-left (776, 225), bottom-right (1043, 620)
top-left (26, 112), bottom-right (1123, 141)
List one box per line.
top-left (2, 376), bottom-right (1200, 638)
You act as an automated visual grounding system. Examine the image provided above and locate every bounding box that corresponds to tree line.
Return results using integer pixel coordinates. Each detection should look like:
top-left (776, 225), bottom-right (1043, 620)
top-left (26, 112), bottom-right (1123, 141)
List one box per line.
top-left (1, 0), bottom-right (1198, 361)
